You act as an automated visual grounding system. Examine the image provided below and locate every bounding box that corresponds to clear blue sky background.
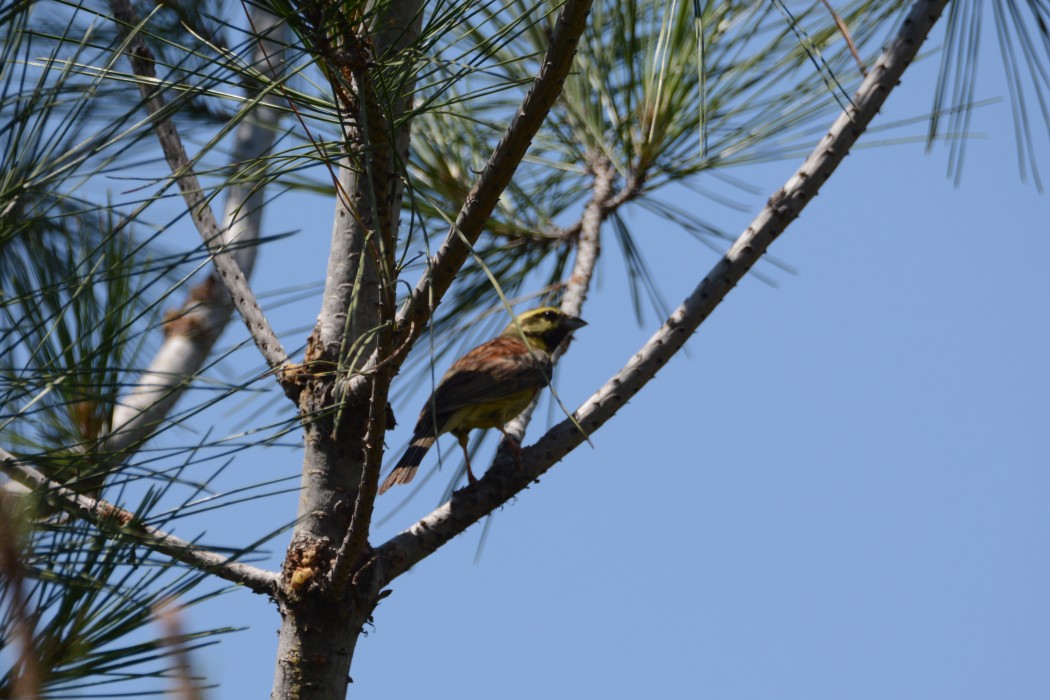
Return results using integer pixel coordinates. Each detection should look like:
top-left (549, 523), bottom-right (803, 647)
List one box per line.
top-left (158, 16), bottom-right (1049, 699)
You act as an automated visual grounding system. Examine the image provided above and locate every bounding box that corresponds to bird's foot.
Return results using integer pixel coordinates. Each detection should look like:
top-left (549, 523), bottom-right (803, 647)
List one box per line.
top-left (505, 435), bottom-right (524, 469)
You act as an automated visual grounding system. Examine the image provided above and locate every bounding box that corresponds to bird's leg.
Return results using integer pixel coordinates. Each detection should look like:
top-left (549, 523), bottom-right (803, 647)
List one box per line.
top-left (498, 427), bottom-right (524, 469)
top-left (457, 432), bottom-right (477, 485)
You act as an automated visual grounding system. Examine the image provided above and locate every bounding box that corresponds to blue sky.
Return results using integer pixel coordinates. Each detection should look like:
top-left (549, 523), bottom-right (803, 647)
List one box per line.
top-left (160, 15), bottom-right (1050, 699)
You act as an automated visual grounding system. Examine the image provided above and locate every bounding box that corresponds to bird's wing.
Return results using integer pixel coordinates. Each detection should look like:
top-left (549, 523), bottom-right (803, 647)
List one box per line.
top-left (430, 336), bottom-right (551, 415)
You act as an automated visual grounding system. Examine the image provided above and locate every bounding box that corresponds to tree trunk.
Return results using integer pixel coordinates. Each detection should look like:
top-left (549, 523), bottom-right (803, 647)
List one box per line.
top-left (270, 1), bottom-right (422, 697)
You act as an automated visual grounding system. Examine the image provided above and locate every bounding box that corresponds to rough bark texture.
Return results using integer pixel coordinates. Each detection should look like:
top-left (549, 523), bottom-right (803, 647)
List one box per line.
top-left (269, 0), bottom-right (422, 696)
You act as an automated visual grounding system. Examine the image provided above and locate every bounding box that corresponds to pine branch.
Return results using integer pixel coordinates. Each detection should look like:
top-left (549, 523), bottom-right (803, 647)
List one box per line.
top-left (103, 7), bottom-right (288, 464)
top-left (108, 0), bottom-right (290, 377)
top-left (560, 155), bottom-right (616, 320)
top-left (0, 448), bottom-right (279, 595)
top-left (395, 0), bottom-right (594, 332)
top-left (502, 154), bottom-right (614, 446)
top-left (373, 0), bottom-right (951, 582)
top-left (341, 0), bottom-right (596, 406)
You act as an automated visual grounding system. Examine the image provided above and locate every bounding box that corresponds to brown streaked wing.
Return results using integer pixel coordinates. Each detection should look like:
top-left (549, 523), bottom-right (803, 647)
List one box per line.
top-left (431, 337), bottom-right (551, 416)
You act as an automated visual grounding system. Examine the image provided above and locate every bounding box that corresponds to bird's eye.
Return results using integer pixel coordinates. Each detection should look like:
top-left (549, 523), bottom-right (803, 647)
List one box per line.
top-left (543, 310), bottom-right (557, 320)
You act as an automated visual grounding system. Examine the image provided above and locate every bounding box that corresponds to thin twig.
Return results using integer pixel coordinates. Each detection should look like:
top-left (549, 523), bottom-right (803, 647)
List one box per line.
top-left (526, 170), bottom-right (641, 245)
top-left (395, 0), bottom-right (594, 334)
top-left (109, 0), bottom-right (290, 375)
top-left (373, 0), bottom-right (950, 583)
top-left (0, 448), bottom-right (279, 594)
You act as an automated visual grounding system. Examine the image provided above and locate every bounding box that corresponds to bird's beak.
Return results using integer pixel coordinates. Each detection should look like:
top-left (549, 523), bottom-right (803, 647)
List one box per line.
top-left (563, 316), bottom-right (587, 331)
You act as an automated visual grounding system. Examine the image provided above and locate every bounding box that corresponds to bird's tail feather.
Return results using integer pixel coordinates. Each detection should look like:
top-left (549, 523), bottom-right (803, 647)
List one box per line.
top-left (379, 437), bottom-right (435, 494)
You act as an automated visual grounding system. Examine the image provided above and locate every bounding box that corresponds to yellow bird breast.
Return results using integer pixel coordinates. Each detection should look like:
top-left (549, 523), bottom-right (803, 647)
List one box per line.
top-left (444, 388), bottom-right (538, 433)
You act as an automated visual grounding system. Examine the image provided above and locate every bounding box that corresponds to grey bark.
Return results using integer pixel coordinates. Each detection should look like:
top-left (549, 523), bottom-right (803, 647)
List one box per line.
top-left (106, 8), bottom-right (289, 457)
top-left (269, 1), bottom-right (424, 696)
top-left (0, 448), bottom-right (278, 593)
top-left (109, 0), bottom-right (290, 375)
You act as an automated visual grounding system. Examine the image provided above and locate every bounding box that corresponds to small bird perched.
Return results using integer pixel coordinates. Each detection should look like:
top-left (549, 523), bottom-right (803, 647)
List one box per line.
top-left (379, 306), bottom-right (587, 494)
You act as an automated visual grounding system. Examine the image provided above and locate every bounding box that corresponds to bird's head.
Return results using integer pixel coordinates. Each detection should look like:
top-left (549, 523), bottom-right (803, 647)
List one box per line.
top-left (501, 307), bottom-right (587, 353)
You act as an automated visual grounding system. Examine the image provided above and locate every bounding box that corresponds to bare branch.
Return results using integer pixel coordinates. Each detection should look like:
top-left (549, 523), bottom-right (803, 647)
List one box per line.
top-left (314, 76), bottom-right (387, 361)
top-left (293, 0), bottom-right (424, 587)
top-left (271, 3), bottom-right (425, 695)
top-left (0, 448), bottom-right (279, 595)
top-left (503, 155), bottom-right (615, 445)
top-left (561, 156), bottom-right (616, 319)
top-left (338, 0), bottom-right (595, 407)
top-left (374, 0), bottom-right (951, 582)
top-left (395, 0), bottom-right (593, 331)
top-left (104, 7), bottom-right (289, 457)
top-left (109, 0), bottom-right (290, 374)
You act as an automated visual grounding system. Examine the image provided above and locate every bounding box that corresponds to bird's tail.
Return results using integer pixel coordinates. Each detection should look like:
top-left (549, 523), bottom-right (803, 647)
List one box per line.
top-left (378, 436), bottom-right (435, 494)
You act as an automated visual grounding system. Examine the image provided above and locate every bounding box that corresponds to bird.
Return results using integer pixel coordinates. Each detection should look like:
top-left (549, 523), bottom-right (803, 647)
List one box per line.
top-left (379, 306), bottom-right (587, 494)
